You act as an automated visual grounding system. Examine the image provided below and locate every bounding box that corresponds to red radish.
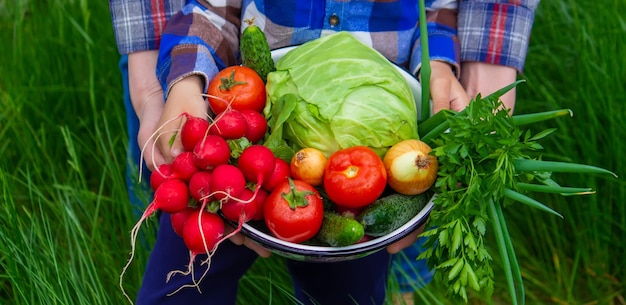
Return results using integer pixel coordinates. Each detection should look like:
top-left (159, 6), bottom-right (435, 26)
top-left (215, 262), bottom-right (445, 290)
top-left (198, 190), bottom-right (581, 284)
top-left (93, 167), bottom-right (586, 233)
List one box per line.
top-left (251, 188), bottom-right (269, 221)
top-left (182, 209), bottom-right (225, 255)
top-left (240, 109), bottom-right (268, 143)
top-left (237, 145), bottom-right (276, 215)
top-left (121, 178), bottom-right (190, 295)
top-left (237, 145), bottom-right (276, 185)
top-left (209, 109), bottom-right (248, 139)
top-left (150, 163), bottom-right (175, 191)
top-left (181, 114), bottom-right (210, 152)
top-left (220, 188), bottom-right (258, 223)
top-left (262, 157), bottom-right (291, 192)
top-left (210, 164), bottom-right (246, 201)
top-left (171, 206), bottom-right (197, 237)
top-left (193, 134), bottom-right (231, 170)
top-left (172, 151), bottom-right (199, 181)
top-left (150, 179), bottom-right (190, 214)
top-left (188, 170), bottom-right (213, 202)
top-left (175, 209), bottom-right (226, 292)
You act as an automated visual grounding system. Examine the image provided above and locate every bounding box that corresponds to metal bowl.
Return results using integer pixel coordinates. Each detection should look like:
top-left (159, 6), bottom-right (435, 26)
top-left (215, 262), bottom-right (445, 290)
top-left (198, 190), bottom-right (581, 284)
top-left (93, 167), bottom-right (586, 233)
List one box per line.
top-left (233, 45), bottom-right (432, 262)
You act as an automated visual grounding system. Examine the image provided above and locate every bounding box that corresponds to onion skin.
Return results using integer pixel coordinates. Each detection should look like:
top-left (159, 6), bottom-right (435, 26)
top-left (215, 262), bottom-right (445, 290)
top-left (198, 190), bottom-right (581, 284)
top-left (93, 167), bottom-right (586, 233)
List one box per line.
top-left (383, 139), bottom-right (438, 195)
top-left (290, 147), bottom-right (327, 186)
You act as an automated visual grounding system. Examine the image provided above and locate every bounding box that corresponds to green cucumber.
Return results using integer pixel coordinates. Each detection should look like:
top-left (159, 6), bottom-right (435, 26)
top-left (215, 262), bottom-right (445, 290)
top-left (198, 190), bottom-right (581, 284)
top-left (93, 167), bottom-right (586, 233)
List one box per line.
top-left (316, 212), bottom-right (365, 247)
top-left (357, 192), bottom-right (431, 237)
top-left (240, 18), bottom-right (275, 83)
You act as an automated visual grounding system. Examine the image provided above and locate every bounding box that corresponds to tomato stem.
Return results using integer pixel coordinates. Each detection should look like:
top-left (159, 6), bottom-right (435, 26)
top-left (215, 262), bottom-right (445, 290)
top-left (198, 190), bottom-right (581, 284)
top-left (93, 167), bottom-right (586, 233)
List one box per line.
top-left (219, 70), bottom-right (248, 91)
top-left (344, 165), bottom-right (359, 179)
top-left (281, 178), bottom-right (316, 210)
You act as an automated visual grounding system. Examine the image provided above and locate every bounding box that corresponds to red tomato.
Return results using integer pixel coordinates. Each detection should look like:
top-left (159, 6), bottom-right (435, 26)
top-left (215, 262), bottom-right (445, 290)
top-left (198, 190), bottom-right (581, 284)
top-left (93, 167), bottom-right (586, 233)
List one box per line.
top-left (207, 66), bottom-right (266, 114)
top-left (323, 146), bottom-right (387, 208)
top-left (264, 179), bottom-right (324, 243)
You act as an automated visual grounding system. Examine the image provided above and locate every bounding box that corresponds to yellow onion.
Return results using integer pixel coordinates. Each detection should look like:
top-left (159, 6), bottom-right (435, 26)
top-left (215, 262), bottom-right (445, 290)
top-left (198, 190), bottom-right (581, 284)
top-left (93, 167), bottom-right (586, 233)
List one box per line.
top-left (383, 139), bottom-right (438, 195)
top-left (290, 147), bottom-right (327, 186)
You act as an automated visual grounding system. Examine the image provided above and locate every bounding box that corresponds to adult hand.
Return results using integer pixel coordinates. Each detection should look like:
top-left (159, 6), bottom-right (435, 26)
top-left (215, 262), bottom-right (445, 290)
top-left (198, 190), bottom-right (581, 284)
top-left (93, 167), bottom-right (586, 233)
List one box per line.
top-left (429, 61), bottom-right (470, 114)
top-left (128, 51), bottom-right (167, 171)
top-left (460, 61), bottom-right (518, 112)
top-left (227, 225), bottom-right (272, 258)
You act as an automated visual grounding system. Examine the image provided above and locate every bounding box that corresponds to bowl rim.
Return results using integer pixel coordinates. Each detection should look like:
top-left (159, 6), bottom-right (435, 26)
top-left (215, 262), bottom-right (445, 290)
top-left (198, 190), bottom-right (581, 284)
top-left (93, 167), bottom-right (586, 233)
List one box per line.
top-left (237, 195), bottom-right (435, 258)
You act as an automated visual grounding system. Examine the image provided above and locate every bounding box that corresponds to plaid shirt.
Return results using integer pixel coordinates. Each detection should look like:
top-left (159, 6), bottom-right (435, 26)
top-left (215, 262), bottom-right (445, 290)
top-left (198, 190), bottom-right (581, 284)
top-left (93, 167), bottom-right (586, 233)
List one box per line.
top-left (109, 0), bottom-right (538, 95)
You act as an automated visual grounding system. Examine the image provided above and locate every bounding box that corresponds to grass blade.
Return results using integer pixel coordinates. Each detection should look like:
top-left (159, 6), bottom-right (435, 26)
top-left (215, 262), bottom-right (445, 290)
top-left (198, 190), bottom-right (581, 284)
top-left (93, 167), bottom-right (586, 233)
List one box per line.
top-left (504, 188), bottom-right (563, 218)
top-left (514, 159), bottom-right (617, 178)
top-left (516, 182), bottom-right (595, 195)
top-left (512, 109), bottom-right (573, 126)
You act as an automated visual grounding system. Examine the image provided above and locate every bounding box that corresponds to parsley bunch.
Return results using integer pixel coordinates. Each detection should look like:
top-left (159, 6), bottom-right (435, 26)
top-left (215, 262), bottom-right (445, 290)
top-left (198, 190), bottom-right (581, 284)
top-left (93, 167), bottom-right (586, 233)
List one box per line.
top-left (419, 93), bottom-right (528, 301)
top-left (417, 85), bottom-right (616, 304)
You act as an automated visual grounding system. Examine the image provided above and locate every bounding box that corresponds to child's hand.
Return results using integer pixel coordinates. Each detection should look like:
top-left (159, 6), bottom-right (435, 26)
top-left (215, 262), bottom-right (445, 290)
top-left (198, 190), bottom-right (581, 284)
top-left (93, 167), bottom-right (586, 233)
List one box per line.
top-left (461, 62), bottom-right (517, 112)
top-left (128, 51), bottom-right (167, 172)
top-left (155, 75), bottom-right (208, 165)
top-left (429, 61), bottom-right (470, 114)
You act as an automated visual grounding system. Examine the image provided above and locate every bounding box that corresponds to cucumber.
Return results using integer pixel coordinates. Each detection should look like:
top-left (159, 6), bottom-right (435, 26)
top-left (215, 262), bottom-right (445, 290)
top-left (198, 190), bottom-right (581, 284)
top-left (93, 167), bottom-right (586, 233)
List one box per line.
top-left (357, 192), bottom-right (431, 237)
top-left (240, 18), bottom-right (275, 83)
top-left (315, 212), bottom-right (365, 247)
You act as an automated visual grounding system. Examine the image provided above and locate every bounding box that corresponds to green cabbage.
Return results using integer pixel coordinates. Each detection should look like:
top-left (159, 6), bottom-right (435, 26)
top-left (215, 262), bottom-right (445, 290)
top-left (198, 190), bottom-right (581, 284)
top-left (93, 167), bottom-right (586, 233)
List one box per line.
top-left (263, 32), bottom-right (419, 160)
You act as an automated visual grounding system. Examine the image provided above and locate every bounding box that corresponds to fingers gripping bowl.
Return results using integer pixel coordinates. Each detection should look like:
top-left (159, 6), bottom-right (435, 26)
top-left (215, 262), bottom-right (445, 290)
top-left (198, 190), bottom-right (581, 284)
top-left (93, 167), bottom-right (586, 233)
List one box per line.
top-left (226, 45), bottom-right (435, 263)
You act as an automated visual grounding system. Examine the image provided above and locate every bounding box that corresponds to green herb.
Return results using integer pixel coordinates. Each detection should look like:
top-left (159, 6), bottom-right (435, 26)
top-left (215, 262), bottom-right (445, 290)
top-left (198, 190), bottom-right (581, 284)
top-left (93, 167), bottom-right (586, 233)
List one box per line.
top-left (418, 88), bottom-right (616, 304)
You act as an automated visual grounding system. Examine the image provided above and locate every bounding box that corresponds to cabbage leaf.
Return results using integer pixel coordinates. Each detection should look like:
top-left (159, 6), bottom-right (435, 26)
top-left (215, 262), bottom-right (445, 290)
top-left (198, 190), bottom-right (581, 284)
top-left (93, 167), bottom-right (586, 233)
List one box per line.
top-left (264, 32), bottom-right (419, 160)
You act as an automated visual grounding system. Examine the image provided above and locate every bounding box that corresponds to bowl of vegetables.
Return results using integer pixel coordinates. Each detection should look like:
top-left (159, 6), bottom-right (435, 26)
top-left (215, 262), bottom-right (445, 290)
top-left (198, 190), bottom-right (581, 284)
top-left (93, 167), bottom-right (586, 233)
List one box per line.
top-left (231, 32), bottom-right (437, 262)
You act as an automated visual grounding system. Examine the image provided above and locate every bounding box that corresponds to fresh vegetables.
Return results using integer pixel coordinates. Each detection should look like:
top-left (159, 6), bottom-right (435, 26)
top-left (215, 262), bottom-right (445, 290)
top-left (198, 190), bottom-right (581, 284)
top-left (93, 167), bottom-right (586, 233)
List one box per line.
top-left (290, 147), bottom-right (327, 187)
top-left (358, 192), bottom-right (431, 237)
top-left (315, 212), bottom-right (365, 247)
top-left (263, 179), bottom-right (325, 243)
top-left (264, 32), bottom-right (419, 159)
top-left (239, 109), bottom-right (268, 143)
top-left (208, 109), bottom-right (248, 139)
top-left (383, 139), bottom-right (438, 195)
top-left (118, 29), bottom-right (618, 305)
top-left (180, 114), bottom-right (210, 151)
top-left (120, 64), bottom-right (276, 300)
top-left (182, 209), bottom-right (225, 255)
top-left (416, 86), bottom-right (617, 304)
top-left (207, 66), bottom-right (266, 114)
top-left (323, 146), bottom-right (387, 209)
top-left (192, 134), bottom-right (231, 170)
top-left (262, 157), bottom-right (291, 192)
top-left (240, 17), bottom-right (276, 83)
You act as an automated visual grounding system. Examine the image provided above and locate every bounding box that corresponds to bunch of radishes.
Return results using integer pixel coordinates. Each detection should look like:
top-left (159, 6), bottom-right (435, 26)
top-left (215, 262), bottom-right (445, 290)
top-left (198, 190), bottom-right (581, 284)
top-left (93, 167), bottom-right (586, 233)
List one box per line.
top-left (120, 105), bottom-right (293, 299)
top-left (153, 108), bottom-right (281, 255)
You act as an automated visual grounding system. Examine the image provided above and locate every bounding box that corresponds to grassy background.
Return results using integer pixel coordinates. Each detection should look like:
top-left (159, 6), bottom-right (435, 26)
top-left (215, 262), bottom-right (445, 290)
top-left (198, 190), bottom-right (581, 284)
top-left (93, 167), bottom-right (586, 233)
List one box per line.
top-left (0, 0), bottom-right (624, 304)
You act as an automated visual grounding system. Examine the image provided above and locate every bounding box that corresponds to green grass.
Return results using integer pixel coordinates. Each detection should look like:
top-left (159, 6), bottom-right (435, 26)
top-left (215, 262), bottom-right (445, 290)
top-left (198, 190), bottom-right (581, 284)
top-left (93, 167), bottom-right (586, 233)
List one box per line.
top-left (1, 0), bottom-right (624, 304)
top-left (505, 1), bottom-right (626, 304)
